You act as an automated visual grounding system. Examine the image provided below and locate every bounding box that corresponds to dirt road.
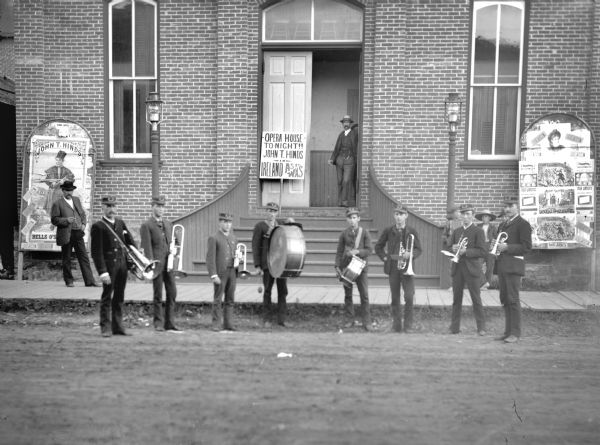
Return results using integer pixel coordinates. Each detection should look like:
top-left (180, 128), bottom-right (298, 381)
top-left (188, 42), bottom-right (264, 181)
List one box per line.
top-left (0, 310), bottom-right (599, 445)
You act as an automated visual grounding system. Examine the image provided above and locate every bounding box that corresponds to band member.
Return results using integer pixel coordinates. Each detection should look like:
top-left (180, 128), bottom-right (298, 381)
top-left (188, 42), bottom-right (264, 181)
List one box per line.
top-left (252, 202), bottom-right (288, 327)
top-left (91, 196), bottom-right (136, 337)
top-left (475, 209), bottom-right (498, 289)
top-left (328, 115), bottom-right (358, 207)
top-left (449, 204), bottom-right (487, 335)
top-left (50, 180), bottom-right (98, 287)
top-left (206, 213), bottom-right (238, 331)
top-left (43, 150), bottom-right (74, 214)
top-left (375, 204), bottom-right (422, 333)
top-left (335, 207), bottom-right (372, 331)
top-left (494, 196), bottom-right (532, 344)
top-left (140, 195), bottom-right (179, 332)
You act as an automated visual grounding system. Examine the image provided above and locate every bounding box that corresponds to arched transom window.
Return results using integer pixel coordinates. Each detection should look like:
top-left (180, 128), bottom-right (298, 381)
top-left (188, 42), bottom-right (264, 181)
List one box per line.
top-left (263, 0), bottom-right (363, 42)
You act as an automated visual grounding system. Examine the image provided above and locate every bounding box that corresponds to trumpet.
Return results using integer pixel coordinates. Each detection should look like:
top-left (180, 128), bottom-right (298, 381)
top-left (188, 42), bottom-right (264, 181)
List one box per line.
top-left (235, 243), bottom-right (252, 279)
top-left (451, 236), bottom-right (468, 263)
top-left (167, 224), bottom-right (187, 278)
top-left (404, 234), bottom-right (415, 275)
top-left (490, 231), bottom-right (508, 256)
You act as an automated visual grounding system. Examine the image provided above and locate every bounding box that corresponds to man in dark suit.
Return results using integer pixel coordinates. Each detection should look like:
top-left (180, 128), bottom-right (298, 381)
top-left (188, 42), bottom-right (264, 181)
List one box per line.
top-left (494, 196), bottom-right (532, 344)
top-left (475, 209), bottom-right (499, 289)
top-left (449, 204), bottom-right (487, 335)
top-left (375, 204), bottom-right (422, 333)
top-left (252, 202), bottom-right (289, 328)
top-left (328, 115), bottom-right (358, 207)
top-left (50, 180), bottom-right (97, 287)
top-left (91, 196), bottom-right (136, 337)
top-left (140, 195), bottom-right (179, 332)
top-left (206, 213), bottom-right (238, 331)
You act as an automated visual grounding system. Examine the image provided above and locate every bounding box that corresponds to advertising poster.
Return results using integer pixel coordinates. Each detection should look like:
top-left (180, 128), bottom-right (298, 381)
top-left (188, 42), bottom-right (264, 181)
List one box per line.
top-left (19, 121), bottom-right (94, 252)
top-left (259, 131), bottom-right (306, 180)
top-left (519, 113), bottom-right (594, 249)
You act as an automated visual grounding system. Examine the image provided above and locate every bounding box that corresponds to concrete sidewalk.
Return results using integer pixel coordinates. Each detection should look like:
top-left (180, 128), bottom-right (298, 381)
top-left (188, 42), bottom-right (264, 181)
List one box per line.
top-left (1, 280), bottom-right (598, 311)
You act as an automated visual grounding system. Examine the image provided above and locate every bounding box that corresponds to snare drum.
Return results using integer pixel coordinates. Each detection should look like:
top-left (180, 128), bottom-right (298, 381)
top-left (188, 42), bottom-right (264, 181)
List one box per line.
top-left (267, 224), bottom-right (306, 278)
top-left (341, 255), bottom-right (366, 284)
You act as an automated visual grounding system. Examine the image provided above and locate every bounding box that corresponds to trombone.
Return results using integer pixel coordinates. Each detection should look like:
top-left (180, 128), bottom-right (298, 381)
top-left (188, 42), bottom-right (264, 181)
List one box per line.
top-left (235, 243), bottom-right (252, 279)
top-left (490, 231), bottom-right (508, 256)
top-left (167, 224), bottom-right (187, 278)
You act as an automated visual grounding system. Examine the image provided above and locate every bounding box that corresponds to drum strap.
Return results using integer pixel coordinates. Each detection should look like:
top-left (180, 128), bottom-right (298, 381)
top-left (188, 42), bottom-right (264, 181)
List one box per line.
top-left (353, 227), bottom-right (363, 250)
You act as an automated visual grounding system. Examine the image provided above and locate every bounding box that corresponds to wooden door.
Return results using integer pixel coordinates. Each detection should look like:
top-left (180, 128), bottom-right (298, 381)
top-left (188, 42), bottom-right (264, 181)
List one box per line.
top-left (262, 52), bottom-right (312, 207)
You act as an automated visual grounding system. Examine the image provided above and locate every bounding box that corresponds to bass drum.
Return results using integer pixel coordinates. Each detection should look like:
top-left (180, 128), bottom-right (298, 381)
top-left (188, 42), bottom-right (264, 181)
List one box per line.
top-left (267, 224), bottom-right (306, 278)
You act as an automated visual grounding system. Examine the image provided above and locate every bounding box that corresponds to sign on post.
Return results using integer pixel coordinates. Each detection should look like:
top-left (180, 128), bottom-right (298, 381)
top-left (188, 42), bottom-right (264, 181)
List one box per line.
top-left (259, 131), bottom-right (306, 180)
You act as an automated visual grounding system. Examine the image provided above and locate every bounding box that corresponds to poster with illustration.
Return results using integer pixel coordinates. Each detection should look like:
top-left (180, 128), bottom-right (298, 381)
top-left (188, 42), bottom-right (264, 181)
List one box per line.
top-left (520, 113), bottom-right (594, 248)
top-left (19, 120), bottom-right (95, 252)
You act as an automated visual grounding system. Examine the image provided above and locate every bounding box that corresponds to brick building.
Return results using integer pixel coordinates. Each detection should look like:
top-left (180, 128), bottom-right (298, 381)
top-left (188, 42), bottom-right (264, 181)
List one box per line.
top-left (12, 0), bottom-right (600, 289)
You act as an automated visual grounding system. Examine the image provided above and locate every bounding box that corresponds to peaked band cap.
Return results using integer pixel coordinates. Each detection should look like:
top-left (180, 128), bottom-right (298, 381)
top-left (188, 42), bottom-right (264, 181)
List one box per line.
top-left (151, 195), bottom-right (166, 206)
top-left (503, 195), bottom-right (519, 205)
top-left (459, 204), bottom-right (475, 213)
top-left (345, 207), bottom-right (360, 217)
top-left (101, 196), bottom-right (117, 205)
top-left (219, 212), bottom-right (234, 221)
top-left (60, 180), bottom-right (76, 191)
top-left (394, 204), bottom-right (408, 214)
top-left (265, 202), bottom-right (279, 211)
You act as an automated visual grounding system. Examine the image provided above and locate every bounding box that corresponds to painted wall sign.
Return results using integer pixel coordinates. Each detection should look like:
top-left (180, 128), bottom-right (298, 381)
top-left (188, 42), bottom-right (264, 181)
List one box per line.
top-left (259, 131), bottom-right (306, 180)
top-left (519, 113), bottom-right (595, 249)
top-left (19, 120), bottom-right (95, 252)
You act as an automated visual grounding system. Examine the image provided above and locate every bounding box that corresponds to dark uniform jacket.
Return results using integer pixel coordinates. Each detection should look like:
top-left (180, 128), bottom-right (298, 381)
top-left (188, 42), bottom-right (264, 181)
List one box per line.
top-left (374, 225), bottom-right (422, 275)
top-left (450, 223), bottom-right (487, 277)
top-left (251, 219), bottom-right (288, 270)
top-left (50, 196), bottom-right (87, 246)
top-left (140, 217), bottom-right (173, 274)
top-left (335, 226), bottom-right (372, 269)
top-left (496, 215), bottom-right (532, 276)
top-left (206, 230), bottom-right (238, 278)
top-left (91, 217), bottom-right (136, 276)
top-left (329, 127), bottom-right (359, 164)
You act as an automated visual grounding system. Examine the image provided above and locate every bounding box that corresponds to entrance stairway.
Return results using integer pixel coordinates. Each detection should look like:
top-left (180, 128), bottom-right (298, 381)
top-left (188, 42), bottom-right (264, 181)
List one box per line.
top-left (184, 215), bottom-right (439, 287)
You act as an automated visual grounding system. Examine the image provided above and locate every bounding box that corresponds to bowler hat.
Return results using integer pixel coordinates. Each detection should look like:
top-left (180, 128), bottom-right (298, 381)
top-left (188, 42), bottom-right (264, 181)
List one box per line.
top-left (219, 212), bottom-right (234, 221)
top-left (60, 180), bottom-right (76, 191)
top-left (265, 202), bottom-right (279, 212)
top-left (345, 207), bottom-right (360, 217)
top-left (475, 209), bottom-right (496, 221)
top-left (101, 196), bottom-right (117, 206)
top-left (55, 150), bottom-right (67, 160)
top-left (151, 195), bottom-right (166, 206)
top-left (340, 115), bottom-right (354, 123)
top-left (459, 204), bottom-right (475, 214)
top-left (503, 196), bottom-right (519, 205)
top-left (394, 203), bottom-right (408, 214)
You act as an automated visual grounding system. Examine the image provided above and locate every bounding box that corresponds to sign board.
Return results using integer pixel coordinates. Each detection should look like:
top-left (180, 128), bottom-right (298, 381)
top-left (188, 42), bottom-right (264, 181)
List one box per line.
top-left (259, 131), bottom-right (306, 180)
top-left (519, 113), bottom-right (594, 249)
top-left (19, 120), bottom-right (94, 252)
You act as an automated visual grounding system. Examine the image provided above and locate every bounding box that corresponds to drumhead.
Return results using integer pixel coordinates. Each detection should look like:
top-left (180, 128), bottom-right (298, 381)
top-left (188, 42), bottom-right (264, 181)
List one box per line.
top-left (268, 225), bottom-right (306, 278)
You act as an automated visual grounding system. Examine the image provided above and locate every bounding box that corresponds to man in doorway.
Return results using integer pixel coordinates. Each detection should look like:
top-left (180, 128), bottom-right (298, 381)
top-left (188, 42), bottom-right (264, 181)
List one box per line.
top-left (252, 202), bottom-right (289, 328)
top-left (328, 115), bottom-right (358, 207)
top-left (494, 196), bottom-right (532, 344)
top-left (140, 195), bottom-right (180, 332)
top-left (50, 180), bottom-right (97, 287)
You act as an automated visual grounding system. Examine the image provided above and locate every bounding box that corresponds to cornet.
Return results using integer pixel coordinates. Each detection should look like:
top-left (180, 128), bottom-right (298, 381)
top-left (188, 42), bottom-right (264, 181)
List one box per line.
top-left (127, 245), bottom-right (159, 280)
top-left (167, 224), bottom-right (187, 278)
top-left (403, 234), bottom-right (415, 275)
top-left (451, 236), bottom-right (468, 263)
top-left (235, 243), bottom-right (252, 279)
top-left (490, 231), bottom-right (508, 256)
